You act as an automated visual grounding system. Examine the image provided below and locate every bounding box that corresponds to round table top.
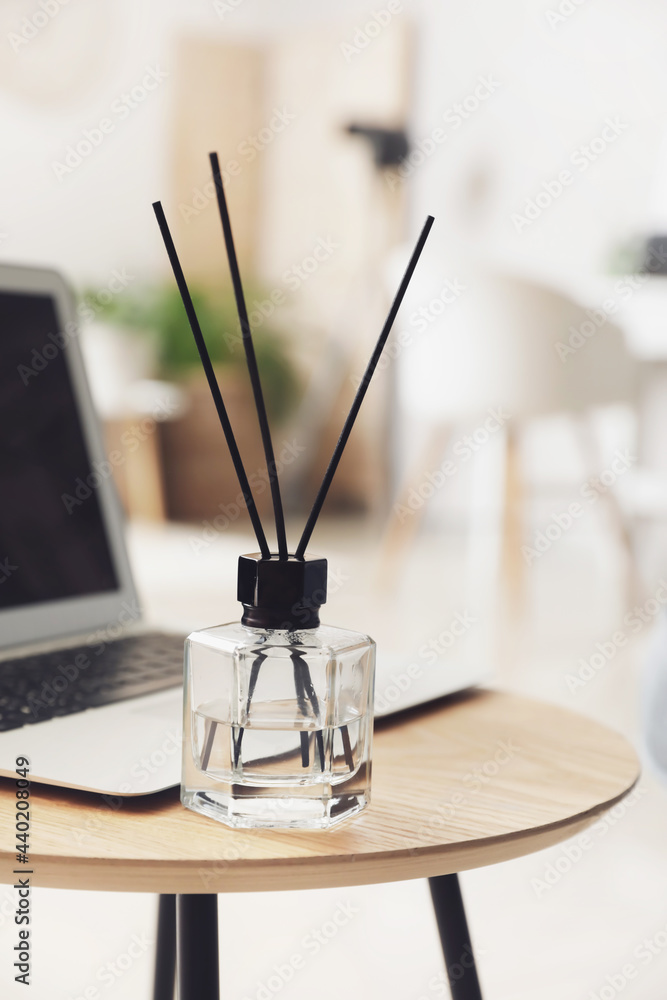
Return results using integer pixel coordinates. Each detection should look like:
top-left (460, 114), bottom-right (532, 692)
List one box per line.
top-left (0, 690), bottom-right (639, 893)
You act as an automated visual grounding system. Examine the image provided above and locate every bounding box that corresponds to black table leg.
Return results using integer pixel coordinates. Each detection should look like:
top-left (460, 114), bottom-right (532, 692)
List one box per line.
top-left (429, 874), bottom-right (483, 1000)
top-left (177, 894), bottom-right (220, 1000)
top-left (153, 894), bottom-right (176, 1000)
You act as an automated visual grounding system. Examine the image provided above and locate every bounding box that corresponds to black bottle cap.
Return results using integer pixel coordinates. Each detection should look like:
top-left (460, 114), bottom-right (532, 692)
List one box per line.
top-left (238, 553), bottom-right (328, 630)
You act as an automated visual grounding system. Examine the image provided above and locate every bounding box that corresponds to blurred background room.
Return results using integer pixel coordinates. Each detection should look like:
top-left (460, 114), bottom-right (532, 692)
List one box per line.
top-left (2, 0), bottom-right (667, 997)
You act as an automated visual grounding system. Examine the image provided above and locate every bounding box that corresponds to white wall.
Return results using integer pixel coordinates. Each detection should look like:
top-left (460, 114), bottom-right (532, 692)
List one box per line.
top-left (0, 0), bottom-right (665, 292)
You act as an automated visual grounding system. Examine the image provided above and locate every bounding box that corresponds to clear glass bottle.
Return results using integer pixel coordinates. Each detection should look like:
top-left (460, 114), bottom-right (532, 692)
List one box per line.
top-left (182, 553), bottom-right (375, 829)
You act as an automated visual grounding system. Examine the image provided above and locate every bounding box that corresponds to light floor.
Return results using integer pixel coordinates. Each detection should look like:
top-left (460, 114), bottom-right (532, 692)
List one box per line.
top-left (3, 503), bottom-right (667, 1000)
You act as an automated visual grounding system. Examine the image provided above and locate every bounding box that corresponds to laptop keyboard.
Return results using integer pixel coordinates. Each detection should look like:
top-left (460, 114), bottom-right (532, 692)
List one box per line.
top-left (0, 632), bottom-right (184, 733)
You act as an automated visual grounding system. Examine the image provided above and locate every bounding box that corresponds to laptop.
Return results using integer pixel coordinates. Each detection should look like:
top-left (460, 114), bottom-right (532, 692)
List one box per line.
top-left (0, 263), bottom-right (490, 797)
top-left (0, 263), bottom-right (185, 795)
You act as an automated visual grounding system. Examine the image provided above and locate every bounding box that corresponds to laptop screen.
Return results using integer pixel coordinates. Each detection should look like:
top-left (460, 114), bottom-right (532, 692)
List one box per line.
top-left (0, 290), bottom-right (119, 610)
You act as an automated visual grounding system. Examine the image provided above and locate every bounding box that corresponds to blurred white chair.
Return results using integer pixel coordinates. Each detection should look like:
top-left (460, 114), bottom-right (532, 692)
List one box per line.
top-left (642, 611), bottom-right (667, 785)
top-left (387, 262), bottom-right (640, 626)
top-left (609, 279), bottom-right (667, 585)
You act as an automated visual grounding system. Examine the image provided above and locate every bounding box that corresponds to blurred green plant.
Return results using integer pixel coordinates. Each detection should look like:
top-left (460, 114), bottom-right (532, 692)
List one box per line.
top-left (82, 283), bottom-right (299, 423)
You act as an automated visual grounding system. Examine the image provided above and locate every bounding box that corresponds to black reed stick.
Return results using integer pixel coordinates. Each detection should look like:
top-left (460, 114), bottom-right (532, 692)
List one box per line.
top-left (295, 215), bottom-right (434, 558)
top-left (292, 653), bottom-right (311, 767)
top-left (232, 652), bottom-right (267, 768)
top-left (292, 651), bottom-right (325, 770)
top-left (209, 152), bottom-right (289, 561)
top-left (201, 720), bottom-right (217, 772)
top-left (153, 200), bottom-right (270, 558)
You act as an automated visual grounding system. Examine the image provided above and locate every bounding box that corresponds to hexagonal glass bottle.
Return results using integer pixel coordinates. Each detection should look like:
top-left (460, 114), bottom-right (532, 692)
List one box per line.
top-left (181, 554), bottom-right (375, 829)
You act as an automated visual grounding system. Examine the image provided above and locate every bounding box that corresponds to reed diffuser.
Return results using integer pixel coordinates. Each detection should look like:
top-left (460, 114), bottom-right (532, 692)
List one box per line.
top-left (153, 155), bottom-right (433, 829)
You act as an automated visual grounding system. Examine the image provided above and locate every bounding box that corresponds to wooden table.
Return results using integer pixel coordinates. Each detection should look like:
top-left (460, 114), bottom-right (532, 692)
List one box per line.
top-left (0, 690), bottom-right (640, 999)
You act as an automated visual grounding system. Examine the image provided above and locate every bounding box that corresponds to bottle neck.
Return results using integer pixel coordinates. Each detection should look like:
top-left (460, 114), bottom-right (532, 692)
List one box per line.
top-left (240, 605), bottom-right (321, 630)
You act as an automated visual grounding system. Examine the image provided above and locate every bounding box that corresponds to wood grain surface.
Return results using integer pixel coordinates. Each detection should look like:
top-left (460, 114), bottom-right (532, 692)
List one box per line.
top-left (0, 690), bottom-right (640, 893)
